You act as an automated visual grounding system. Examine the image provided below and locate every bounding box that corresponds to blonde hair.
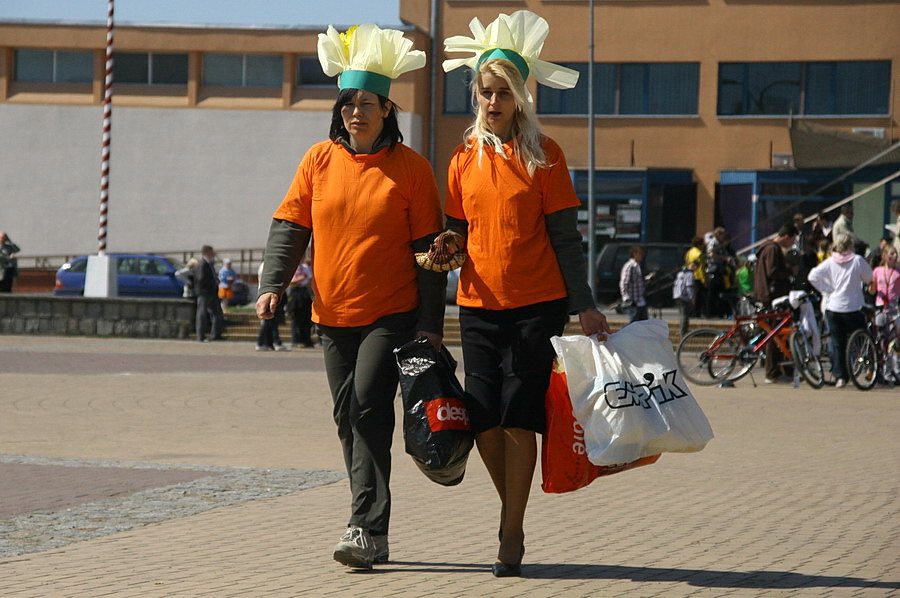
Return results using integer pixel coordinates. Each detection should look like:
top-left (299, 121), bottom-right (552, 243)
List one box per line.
top-left (464, 58), bottom-right (548, 177)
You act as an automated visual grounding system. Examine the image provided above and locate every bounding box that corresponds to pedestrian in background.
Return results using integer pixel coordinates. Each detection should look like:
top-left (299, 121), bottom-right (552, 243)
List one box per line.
top-left (218, 257), bottom-right (237, 312)
top-left (684, 236), bottom-right (707, 317)
top-left (256, 261), bottom-right (288, 352)
top-left (620, 245), bottom-right (652, 324)
top-left (673, 260), bottom-right (698, 336)
top-left (194, 245), bottom-right (224, 342)
top-left (0, 231), bottom-right (21, 293)
top-left (441, 10), bottom-right (610, 578)
top-left (754, 223), bottom-right (798, 383)
top-left (287, 257), bottom-right (314, 348)
top-left (704, 226), bottom-right (735, 318)
top-left (808, 232), bottom-right (873, 388)
top-left (256, 23), bottom-right (444, 571)
top-left (175, 257), bottom-right (199, 305)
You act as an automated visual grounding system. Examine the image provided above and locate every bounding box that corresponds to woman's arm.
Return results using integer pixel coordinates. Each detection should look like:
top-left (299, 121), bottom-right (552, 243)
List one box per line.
top-left (545, 207), bottom-right (610, 336)
top-left (256, 219), bottom-right (311, 319)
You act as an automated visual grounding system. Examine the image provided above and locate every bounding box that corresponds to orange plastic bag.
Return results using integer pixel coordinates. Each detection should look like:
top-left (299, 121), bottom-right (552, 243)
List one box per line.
top-left (541, 367), bottom-right (660, 494)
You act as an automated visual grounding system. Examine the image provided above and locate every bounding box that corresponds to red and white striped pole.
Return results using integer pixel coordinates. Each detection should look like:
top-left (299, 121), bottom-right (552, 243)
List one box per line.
top-left (98, 0), bottom-right (114, 255)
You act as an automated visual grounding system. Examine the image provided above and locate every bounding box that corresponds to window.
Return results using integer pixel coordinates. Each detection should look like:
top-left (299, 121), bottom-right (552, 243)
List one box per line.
top-left (203, 53), bottom-right (283, 87)
top-left (114, 52), bottom-right (188, 85)
top-left (15, 49), bottom-right (93, 83)
top-left (804, 61), bottom-right (890, 116)
top-left (537, 62), bottom-right (698, 116)
top-left (718, 61), bottom-right (890, 116)
top-left (443, 68), bottom-right (475, 115)
top-left (297, 56), bottom-right (337, 86)
top-left (718, 62), bottom-right (801, 116)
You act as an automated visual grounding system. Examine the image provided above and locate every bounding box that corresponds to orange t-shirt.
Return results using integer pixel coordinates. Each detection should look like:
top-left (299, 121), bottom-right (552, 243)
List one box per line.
top-left (273, 140), bottom-right (442, 327)
top-left (446, 136), bottom-right (580, 310)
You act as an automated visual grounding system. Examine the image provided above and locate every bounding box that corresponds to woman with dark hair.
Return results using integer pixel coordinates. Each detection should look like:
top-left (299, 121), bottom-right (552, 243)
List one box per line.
top-left (440, 10), bottom-right (610, 577)
top-left (256, 23), bottom-right (445, 570)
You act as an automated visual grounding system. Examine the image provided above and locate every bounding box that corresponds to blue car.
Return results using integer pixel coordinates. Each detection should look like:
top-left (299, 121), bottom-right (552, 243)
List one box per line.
top-left (54, 254), bottom-right (186, 298)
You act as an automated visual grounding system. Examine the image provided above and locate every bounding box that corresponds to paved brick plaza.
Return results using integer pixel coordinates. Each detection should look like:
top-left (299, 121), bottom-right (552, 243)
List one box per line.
top-left (1, 333), bottom-right (897, 597)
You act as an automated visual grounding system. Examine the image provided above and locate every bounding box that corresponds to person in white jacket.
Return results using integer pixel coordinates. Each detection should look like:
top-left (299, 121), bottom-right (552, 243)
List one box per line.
top-left (807, 233), bottom-right (873, 387)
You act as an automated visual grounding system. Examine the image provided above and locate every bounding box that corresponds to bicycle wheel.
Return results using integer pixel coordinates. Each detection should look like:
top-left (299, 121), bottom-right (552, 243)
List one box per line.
top-left (846, 329), bottom-right (878, 391)
top-left (790, 330), bottom-right (824, 389)
top-left (676, 328), bottom-right (738, 386)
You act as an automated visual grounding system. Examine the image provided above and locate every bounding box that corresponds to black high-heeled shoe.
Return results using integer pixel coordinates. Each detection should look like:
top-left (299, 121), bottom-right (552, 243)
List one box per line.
top-left (491, 544), bottom-right (525, 577)
top-left (492, 559), bottom-right (522, 577)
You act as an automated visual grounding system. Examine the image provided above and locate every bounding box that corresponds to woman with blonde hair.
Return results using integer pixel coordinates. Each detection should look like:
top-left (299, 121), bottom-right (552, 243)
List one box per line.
top-left (436, 10), bottom-right (610, 577)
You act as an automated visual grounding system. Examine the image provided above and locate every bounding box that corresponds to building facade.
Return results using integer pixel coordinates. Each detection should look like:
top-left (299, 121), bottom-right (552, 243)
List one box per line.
top-left (1, 0), bottom-right (898, 264)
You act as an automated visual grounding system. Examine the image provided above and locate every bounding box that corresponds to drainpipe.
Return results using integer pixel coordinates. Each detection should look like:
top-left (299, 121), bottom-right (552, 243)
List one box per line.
top-left (428, 0), bottom-right (439, 165)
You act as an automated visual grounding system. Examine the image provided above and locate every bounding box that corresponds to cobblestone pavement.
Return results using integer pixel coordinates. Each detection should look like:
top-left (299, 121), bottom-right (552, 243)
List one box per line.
top-left (0, 333), bottom-right (898, 597)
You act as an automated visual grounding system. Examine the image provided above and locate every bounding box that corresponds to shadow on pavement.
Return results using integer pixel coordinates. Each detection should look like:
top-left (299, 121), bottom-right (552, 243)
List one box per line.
top-left (524, 564), bottom-right (899, 590)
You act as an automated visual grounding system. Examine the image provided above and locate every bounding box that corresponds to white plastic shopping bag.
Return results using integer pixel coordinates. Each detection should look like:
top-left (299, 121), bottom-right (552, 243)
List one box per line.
top-left (550, 319), bottom-right (713, 466)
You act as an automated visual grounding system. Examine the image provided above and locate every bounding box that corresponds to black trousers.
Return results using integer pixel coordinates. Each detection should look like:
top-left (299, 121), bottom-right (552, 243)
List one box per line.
top-left (318, 310), bottom-right (416, 535)
top-left (195, 293), bottom-right (224, 341)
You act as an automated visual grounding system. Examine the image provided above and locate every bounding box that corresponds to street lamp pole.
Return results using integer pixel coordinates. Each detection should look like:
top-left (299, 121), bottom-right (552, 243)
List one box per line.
top-left (587, 0), bottom-right (597, 297)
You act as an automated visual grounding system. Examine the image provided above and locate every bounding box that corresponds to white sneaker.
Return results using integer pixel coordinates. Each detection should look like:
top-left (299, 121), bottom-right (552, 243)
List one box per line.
top-left (255, 345), bottom-right (272, 352)
top-left (333, 526), bottom-right (374, 569)
top-left (372, 535), bottom-right (389, 564)
top-left (274, 344), bottom-right (290, 352)
top-left (835, 378), bottom-right (846, 388)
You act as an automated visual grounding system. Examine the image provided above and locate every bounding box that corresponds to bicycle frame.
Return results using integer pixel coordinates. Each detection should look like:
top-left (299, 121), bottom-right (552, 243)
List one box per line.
top-left (702, 309), bottom-right (794, 362)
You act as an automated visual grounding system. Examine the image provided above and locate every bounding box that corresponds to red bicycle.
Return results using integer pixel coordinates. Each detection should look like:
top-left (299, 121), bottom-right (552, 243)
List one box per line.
top-left (676, 292), bottom-right (824, 388)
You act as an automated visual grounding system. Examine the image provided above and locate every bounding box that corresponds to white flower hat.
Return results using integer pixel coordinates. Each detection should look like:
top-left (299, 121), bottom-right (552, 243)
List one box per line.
top-left (442, 10), bottom-right (579, 90)
top-left (317, 23), bottom-right (426, 98)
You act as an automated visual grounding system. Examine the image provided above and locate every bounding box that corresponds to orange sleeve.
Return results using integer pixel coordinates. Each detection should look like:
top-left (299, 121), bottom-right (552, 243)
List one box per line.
top-left (541, 138), bottom-right (581, 215)
top-left (272, 148), bottom-right (315, 229)
top-left (445, 146), bottom-right (466, 221)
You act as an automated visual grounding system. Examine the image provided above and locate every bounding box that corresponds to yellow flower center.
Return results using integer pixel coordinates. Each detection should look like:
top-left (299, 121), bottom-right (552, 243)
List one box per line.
top-left (339, 25), bottom-right (358, 60)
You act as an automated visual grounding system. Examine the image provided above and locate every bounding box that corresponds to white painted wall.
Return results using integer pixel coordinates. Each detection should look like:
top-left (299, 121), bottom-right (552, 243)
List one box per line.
top-left (0, 104), bottom-right (421, 259)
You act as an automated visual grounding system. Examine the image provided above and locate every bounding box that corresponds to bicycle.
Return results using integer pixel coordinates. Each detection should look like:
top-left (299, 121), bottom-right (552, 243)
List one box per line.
top-left (676, 291), bottom-right (824, 388)
top-left (845, 302), bottom-right (900, 391)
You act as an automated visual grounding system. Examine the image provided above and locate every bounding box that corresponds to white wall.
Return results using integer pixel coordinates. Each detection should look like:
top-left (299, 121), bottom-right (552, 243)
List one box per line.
top-left (0, 104), bottom-right (421, 259)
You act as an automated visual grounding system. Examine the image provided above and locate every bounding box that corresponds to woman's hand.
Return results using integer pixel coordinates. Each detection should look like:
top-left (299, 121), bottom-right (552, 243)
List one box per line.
top-left (256, 292), bottom-right (279, 320)
top-left (578, 307), bottom-right (611, 338)
top-left (417, 330), bottom-right (442, 350)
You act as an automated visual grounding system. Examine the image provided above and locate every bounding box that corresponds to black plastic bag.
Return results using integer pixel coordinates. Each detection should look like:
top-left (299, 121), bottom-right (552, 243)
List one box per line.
top-left (394, 337), bottom-right (474, 486)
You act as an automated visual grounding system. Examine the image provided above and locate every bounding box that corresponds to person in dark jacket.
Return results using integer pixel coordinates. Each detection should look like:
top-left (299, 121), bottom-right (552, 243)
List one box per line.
top-left (194, 245), bottom-right (224, 342)
top-left (753, 223), bottom-right (798, 382)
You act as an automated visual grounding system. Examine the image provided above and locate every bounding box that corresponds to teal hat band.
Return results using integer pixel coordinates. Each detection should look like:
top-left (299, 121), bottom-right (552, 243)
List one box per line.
top-left (339, 70), bottom-right (392, 98)
top-left (476, 48), bottom-right (529, 80)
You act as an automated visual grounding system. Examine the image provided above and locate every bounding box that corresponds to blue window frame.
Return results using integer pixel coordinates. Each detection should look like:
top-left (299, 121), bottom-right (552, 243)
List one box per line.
top-left (537, 62), bottom-right (699, 116)
top-left (718, 60), bottom-right (890, 117)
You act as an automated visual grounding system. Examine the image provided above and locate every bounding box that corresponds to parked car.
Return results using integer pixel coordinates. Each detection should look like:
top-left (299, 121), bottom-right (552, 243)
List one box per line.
top-left (595, 242), bottom-right (691, 308)
top-left (54, 254), bottom-right (186, 298)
